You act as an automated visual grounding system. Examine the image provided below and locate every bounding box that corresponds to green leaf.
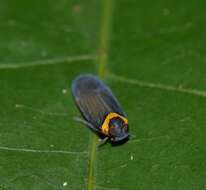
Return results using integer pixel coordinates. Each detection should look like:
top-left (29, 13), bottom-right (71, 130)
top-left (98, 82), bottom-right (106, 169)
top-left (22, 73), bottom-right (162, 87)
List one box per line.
top-left (1, 0), bottom-right (206, 190)
top-left (0, 62), bottom-right (95, 190)
top-left (0, 0), bottom-right (100, 64)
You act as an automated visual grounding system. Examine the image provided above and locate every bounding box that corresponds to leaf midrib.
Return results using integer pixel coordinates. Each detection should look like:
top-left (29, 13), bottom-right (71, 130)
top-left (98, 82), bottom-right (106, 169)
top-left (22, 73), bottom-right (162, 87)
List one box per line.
top-left (86, 0), bottom-right (113, 190)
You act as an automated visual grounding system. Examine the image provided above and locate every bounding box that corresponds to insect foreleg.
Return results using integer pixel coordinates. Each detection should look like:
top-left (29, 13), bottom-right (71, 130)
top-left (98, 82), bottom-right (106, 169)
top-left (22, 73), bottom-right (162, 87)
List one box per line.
top-left (97, 137), bottom-right (109, 148)
top-left (73, 116), bottom-right (99, 132)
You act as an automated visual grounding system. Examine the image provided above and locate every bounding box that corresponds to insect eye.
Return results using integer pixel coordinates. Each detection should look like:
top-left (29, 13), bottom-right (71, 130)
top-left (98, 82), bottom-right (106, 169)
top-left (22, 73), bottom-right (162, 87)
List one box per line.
top-left (110, 125), bottom-right (117, 132)
top-left (110, 124), bottom-right (121, 135)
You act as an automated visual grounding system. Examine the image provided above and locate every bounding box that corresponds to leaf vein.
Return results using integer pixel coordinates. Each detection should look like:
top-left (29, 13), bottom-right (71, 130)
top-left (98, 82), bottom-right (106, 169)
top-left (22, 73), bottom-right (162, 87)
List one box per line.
top-left (86, 0), bottom-right (113, 190)
top-left (0, 54), bottom-right (96, 70)
top-left (0, 146), bottom-right (88, 155)
top-left (108, 73), bottom-right (206, 98)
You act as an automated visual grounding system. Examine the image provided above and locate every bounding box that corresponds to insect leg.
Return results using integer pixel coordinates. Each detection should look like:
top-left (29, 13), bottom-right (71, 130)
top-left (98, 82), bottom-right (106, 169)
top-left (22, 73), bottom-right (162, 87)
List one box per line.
top-left (129, 134), bottom-right (136, 140)
top-left (73, 116), bottom-right (100, 133)
top-left (97, 137), bottom-right (109, 148)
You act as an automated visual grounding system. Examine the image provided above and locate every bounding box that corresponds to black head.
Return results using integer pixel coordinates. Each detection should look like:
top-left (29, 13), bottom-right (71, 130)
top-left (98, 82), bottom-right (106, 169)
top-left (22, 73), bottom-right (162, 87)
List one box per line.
top-left (108, 117), bottom-right (129, 142)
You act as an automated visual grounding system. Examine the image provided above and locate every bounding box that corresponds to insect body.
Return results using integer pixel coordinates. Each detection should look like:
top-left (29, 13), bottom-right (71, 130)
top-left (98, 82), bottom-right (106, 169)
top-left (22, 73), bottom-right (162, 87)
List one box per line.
top-left (72, 74), bottom-right (129, 143)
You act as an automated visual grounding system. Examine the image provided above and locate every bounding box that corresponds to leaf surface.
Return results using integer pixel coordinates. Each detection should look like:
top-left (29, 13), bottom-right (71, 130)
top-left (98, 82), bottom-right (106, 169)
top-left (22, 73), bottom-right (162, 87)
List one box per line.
top-left (1, 0), bottom-right (206, 190)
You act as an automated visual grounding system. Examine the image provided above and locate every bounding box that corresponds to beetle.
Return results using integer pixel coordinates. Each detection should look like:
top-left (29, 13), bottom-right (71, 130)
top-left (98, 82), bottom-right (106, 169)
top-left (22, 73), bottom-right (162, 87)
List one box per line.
top-left (71, 74), bottom-right (129, 145)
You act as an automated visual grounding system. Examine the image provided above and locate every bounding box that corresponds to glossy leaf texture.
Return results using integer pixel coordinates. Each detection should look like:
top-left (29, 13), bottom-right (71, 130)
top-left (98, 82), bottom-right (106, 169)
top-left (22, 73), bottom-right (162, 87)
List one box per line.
top-left (0, 0), bottom-right (206, 190)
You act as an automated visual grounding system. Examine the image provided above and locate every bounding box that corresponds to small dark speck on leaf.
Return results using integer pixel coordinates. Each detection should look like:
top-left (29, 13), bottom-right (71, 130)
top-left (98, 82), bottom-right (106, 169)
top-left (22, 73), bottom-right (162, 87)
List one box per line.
top-left (72, 4), bottom-right (81, 14)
